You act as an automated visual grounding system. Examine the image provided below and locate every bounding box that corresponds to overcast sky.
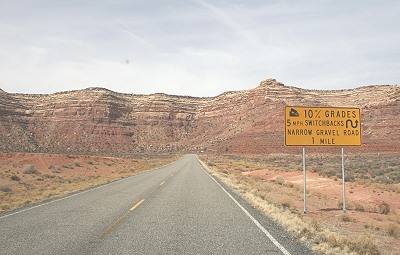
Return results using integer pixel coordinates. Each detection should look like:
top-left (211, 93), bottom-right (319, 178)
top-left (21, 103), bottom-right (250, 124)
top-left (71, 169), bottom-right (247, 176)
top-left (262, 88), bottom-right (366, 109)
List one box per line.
top-left (0, 0), bottom-right (399, 97)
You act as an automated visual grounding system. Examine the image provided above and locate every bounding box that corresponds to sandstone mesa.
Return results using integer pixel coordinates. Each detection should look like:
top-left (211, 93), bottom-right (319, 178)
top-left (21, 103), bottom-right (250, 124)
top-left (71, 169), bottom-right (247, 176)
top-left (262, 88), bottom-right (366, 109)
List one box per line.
top-left (0, 79), bottom-right (398, 155)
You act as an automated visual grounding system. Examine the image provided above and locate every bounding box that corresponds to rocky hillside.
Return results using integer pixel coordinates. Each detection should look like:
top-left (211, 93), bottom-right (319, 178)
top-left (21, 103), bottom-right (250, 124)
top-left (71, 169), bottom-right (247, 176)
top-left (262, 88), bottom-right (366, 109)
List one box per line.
top-left (0, 79), bottom-right (398, 155)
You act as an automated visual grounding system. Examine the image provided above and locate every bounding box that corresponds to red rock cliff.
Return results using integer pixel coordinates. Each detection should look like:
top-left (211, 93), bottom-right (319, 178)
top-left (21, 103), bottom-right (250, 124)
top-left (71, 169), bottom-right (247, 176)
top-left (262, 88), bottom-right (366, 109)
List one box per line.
top-left (0, 79), bottom-right (398, 155)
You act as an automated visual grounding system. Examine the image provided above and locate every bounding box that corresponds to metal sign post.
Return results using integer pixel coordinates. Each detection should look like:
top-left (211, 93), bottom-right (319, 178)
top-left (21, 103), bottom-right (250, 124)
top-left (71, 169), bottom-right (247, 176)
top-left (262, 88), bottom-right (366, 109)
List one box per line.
top-left (342, 147), bottom-right (346, 212)
top-left (303, 147), bottom-right (307, 213)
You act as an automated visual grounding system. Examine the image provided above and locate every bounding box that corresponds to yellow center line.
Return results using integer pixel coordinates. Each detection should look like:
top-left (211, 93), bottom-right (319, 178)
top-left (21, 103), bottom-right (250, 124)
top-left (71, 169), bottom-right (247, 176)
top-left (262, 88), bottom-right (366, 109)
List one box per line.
top-left (99, 171), bottom-right (178, 239)
top-left (130, 198), bottom-right (145, 211)
top-left (99, 198), bottom-right (145, 238)
top-left (99, 215), bottom-right (128, 238)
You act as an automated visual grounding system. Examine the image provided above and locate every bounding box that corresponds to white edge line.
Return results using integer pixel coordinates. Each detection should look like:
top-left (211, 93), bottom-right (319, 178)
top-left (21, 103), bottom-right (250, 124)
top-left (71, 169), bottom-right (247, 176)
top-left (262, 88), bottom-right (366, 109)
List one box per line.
top-left (198, 158), bottom-right (291, 255)
top-left (0, 159), bottom-right (180, 220)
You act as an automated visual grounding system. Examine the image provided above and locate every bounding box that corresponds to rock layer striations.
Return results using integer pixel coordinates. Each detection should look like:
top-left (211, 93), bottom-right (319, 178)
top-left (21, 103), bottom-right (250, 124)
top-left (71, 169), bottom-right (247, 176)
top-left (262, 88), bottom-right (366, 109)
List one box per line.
top-left (0, 79), bottom-right (398, 155)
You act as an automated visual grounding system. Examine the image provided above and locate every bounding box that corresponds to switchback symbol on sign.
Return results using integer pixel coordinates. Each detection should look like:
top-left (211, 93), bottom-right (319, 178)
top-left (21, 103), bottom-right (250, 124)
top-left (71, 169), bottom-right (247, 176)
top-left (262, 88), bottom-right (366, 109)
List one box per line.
top-left (346, 119), bottom-right (359, 129)
top-left (285, 106), bottom-right (362, 146)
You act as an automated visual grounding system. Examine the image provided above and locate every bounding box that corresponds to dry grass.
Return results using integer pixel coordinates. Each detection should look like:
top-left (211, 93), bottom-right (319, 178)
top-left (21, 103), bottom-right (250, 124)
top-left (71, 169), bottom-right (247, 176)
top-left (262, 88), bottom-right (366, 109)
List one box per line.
top-left (308, 153), bottom-right (400, 186)
top-left (339, 213), bottom-right (356, 223)
top-left (387, 223), bottom-right (400, 238)
top-left (198, 154), bottom-right (400, 255)
top-left (377, 202), bottom-right (391, 215)
top-left (23, 165), bottom-right (39, 175)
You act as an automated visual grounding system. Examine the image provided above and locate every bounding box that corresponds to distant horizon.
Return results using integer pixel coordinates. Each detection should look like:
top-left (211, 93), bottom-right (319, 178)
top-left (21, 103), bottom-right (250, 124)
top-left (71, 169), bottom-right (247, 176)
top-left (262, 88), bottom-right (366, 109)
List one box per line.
top-left (1, 78), bottom-right (398, 97)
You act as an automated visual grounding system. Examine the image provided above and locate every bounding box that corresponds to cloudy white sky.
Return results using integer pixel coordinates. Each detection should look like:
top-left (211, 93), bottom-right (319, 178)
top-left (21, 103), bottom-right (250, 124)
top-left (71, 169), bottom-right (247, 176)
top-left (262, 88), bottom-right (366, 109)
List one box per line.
top-left (0, 0), bottom-right (399, 97)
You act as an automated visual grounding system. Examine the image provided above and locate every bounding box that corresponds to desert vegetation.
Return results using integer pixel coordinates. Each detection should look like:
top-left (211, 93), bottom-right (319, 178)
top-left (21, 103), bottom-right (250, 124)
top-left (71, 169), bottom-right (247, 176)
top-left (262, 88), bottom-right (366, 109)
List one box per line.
top-left (0, 152), bottom-right (178, 212)
top-left (199, 152), bottom-right (399, 255)
top-left (307, 153), bottom-right (400, 185)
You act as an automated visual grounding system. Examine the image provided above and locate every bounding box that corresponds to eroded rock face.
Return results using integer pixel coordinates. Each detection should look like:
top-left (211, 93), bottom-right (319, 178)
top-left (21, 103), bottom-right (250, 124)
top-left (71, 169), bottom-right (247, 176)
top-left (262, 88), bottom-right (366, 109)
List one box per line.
top-left (0, 79), bottom-right (398, 155)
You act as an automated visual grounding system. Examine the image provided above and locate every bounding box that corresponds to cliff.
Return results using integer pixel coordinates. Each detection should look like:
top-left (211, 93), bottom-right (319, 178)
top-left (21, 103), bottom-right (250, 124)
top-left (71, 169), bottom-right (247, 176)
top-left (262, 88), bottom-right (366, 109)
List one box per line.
top-left (0, 79), bottom-right (398, 155)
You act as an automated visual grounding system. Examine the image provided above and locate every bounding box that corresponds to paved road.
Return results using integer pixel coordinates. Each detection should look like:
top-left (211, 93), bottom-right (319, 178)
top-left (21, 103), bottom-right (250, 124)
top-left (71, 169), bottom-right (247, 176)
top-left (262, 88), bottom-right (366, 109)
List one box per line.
top-left (0, 155), bottom-right (314, 254)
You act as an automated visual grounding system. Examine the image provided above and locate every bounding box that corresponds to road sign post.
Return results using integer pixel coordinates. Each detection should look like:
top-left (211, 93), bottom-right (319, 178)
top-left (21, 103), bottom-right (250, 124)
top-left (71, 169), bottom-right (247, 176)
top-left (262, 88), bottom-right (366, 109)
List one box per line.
top-left (303, 147), bottom-right (307, 213)
top-left (342, 147), bottom-right (346, 211)
top-left (285, 106), bottom-right (361, 213)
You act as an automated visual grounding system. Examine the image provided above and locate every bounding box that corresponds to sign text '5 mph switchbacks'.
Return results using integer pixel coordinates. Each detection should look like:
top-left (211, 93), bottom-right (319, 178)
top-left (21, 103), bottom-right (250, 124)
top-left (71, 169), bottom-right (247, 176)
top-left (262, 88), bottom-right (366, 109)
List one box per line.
top-left (285, 106), bottom-right (361, 146)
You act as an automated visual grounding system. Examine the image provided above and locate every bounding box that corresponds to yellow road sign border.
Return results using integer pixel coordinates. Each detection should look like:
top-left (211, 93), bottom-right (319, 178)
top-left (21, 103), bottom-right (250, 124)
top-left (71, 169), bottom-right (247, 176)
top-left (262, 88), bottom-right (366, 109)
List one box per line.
top-left (284, 106), bottom-right (362, 146)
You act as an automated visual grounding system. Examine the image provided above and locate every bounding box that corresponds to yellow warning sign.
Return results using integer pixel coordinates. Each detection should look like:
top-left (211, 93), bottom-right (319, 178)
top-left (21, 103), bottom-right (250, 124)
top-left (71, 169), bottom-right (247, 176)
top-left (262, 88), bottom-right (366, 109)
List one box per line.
top-left (285, 106), bottom-right (361, 146)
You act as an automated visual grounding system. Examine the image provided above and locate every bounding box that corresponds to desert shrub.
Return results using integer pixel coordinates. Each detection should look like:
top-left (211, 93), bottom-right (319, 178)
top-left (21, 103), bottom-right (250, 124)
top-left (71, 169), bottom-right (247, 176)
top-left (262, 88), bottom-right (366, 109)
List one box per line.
top-left (355, 203), bottom-right (366, 212)
top-left (285, 182), bottom-right (295, 188)
top-left (347, 234), bottom-right (380, 255)
top-left (387, 223), bottom-right (400, 238)
top-left (374, 175), bottom-right (393, 184)
top-left (320, 168), bottom-right (337, 178)
top-left (364, 223), bottom-right (374, 229)
top-left (74, 161), bottom-right (81, 167)
top-left (43, 174), bottom-right (55, 179)
top-left (23, 165), bottom-right (39, 174)
top-left (281, 200), bottom-right (292, 210)
top-left (339, 213), bottom-right (354, 222)
top-left (49, 165), bottom-right (61, 173)
top-left (275, 176), bottom-right (285, 185)
top-left (310, 153), bottom-right (400, 185)
top-left (378, 202), bottom-right (391, 215)
top-left (22, 182), bottom-right (35, 190)
top-left (345, 172), bottom-right (355, 182)
top-left (10, 174), bottom-right (21, 181)
top-left (0, 186), bottom-right (12, 193)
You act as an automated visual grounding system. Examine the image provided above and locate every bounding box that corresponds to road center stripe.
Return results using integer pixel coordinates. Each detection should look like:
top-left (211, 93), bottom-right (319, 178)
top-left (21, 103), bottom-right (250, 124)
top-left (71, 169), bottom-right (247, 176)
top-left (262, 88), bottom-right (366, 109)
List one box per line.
top-left (130, 199), bottom-right (145, 211)
top-left (99, 215), bottom-right (128, 238)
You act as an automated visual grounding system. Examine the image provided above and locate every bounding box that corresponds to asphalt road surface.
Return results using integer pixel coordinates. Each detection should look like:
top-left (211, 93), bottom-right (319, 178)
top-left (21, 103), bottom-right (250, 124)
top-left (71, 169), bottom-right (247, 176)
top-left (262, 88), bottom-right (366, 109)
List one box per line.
top-left (0, 155), bottom-right (315, 254)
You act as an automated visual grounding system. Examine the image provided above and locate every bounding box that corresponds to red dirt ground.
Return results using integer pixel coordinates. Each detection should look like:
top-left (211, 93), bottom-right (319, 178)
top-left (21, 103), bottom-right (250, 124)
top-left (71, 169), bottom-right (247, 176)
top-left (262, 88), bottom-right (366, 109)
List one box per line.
top-left (244, 169), bottom-right (400, 213)
top-left (243, 169), bottom-right (400, 254)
